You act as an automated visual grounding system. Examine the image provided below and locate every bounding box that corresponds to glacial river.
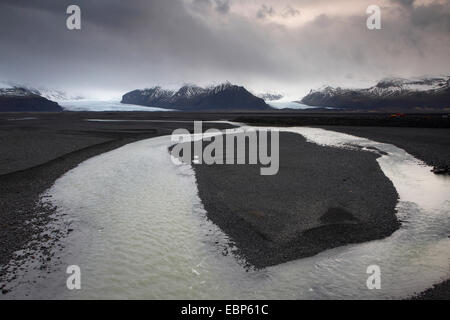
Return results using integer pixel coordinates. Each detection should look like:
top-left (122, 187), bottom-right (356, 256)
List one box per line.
top-left (5, 125), bottom-right (450, 299)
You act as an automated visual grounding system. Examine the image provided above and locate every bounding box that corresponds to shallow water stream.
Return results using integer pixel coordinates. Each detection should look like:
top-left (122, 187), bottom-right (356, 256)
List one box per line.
top-left (5, 126), bottom-right (450, 299)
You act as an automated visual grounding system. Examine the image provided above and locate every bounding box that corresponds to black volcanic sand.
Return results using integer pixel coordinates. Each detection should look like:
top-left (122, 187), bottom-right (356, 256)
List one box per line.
top-left (321, 128), bottom-right (450, 300)
top-left (176, 131), bottom-right (399, 268)
top-left (316, 126), bottom-right (450, 169)
top-left (236, 113), bottom-right (450, 170)
top-left (411, 279), bottom-right (450, 300)
top-left (236, 113), bottom-right (450, 129)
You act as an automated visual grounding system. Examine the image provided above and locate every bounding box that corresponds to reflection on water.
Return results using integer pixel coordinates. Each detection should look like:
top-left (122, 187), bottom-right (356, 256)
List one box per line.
top-left (6, 127), bottom-right (450, 299)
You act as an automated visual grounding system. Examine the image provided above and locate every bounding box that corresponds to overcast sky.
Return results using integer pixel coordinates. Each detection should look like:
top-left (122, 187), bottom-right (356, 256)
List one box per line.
top-left (0, 0), bottom-right (449, 99)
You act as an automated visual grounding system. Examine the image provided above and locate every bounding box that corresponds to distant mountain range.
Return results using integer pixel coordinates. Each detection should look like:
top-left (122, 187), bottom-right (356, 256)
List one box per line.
top-left (0, 86), bottom-right (62, 112)
top-left (2, 76), bottom-right (449, 112)
top-left (121, 83), bottom-right (272, 111)
top-left (301, 77), bottom-right (450, 111)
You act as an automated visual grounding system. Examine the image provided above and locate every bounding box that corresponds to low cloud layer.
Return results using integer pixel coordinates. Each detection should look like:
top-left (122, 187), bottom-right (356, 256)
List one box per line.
top-left (0, 0), bottom-right (449, 99)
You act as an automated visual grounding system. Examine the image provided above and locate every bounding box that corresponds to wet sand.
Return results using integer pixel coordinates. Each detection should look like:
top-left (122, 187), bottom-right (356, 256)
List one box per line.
top-left (186, 131), bottom-right (399, 268)
top-left (234, 113), bottom-right (450, 170)
top-left (411, 279), bottom-right (450, 300)
top-left (316, 126), bottom-right (450, 170)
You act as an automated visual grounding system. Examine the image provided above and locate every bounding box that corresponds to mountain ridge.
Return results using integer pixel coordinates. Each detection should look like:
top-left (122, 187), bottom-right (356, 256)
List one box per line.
top-left (301, 76), bottom-right (450, 111)
top-left (0, 86), bottom-right (63, 112)
top-left (121, 82), bottom-right (272, 111)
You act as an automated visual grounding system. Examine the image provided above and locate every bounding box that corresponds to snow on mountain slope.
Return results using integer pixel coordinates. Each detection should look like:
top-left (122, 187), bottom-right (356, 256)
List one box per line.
top-left (367, 77), bottom-right (450, 97)
top-left (122, 82), bottom-right (272, 111)
top-left (0, 84), bottom-right (63, 112)
top-left (301, 76), bottom-right (450, 110)
top-left (140, 86), bottom-right (175, 99)
top-left (0, 82), bottom-right (83, 101)
top-left (307, 77), bottom-right (450, 98)
top-left (37, 89), bottom-right (84, 101)
top-left (171, 84), bottom-right (205, 99)
top-left (0, 87), bottom-right (36, 97)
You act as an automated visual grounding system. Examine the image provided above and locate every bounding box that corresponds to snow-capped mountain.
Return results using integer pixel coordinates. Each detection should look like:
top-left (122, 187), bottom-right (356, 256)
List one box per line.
top-left (368, 77), bottom-right (449, 96)
top-left (205, 82), bottom-right (236, 95)
top-left (121, 82), bottom-right (272, 111)
top-left (122, 86), bottom-right (174, 107)
top-left (140, 86), bottom-right (175, 99)
top-left (172, 84), bottom-right (206, 99)
top-left (301, 76), bottom-right (450, 110)
top-left (36, 89), bottom-right (84, 101)
top-left (0, 87), bottom-right (36, 97)
top-left (1, 82), bottom-right (83, 101)
top-left (0, 85), bottom-right (62, 112)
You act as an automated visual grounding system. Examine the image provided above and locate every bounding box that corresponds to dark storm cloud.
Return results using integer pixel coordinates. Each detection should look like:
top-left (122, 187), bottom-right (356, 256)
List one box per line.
top-left (0, 0), bottom-right (449, 98)
top-left (256, 5), bottom-right (276, 19)
top-left (0, 0), bottom-right (157, 30)
top-left (193, 0), bottom-right (213, 8)
top-left (215, 0), bottom-right (231, 14)
top-left (388, 0), bottom-right (450, 32)
top-left (391, 0), bottom-right (416, 7)
top-left (192, 0), bottom-right (231, 14)
top-left (0, 0), bottom-right (244, 94)
top-left (281, 6), bottom-right (300, 18)
top-left (410, 3), bottom-right (450, 32)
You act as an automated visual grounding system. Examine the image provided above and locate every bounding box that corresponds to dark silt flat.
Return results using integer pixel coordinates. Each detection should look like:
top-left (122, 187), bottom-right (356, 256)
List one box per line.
top-left (180, 131), bottom-right (400, 268)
